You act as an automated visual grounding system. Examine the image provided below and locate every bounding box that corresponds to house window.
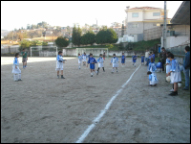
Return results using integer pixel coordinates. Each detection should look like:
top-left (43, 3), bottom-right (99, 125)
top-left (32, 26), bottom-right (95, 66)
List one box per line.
top-left (153, 12), bottom-right (160, 16)
top-left (132, 13), bottom-right (139, 18)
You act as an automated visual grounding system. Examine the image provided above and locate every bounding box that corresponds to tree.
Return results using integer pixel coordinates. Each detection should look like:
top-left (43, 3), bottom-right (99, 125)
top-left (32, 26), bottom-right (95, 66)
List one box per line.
top-left (72, 26), bottom-right (82, 46)
top-left (19, 40), bottom-right (31, 51)
top-left (55, 36), bottom-right (69, 49)
top-left (80, 31), bottom-right (95, 45)
top-left (96, 28), bottom-right (118, 44)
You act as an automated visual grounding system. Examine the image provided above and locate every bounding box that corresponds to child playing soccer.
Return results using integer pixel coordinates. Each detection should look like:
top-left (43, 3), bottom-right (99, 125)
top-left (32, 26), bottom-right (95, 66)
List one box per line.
top-left (110, 54), bottom-right (119, 73)
top-left (121, 53), bottom-right (126, 67)
top-left (132, 53), bottom-right (137, 67)
top-left (166, 53), bottom-right (182, 96)
top-left (96, 54), bottom-right (105, 75)
top-left (56, 51), bottom-right (66, 79)
top-left (82, 52), bottom-right (87, 66)
top-left (78, 53), bottom-right (83, 69)
top-left (87, 53), bottom-right (97, 77)
top-left (147, 71), bottom-right (158, 86)
top-left (103, 52), bottom-right (106, 61)
top-left (12, 53), bottom-right (22, 81)
top-left (141, 54), bottom-right (145, 65)
top-left (21, 48), bottom-right (28, 69)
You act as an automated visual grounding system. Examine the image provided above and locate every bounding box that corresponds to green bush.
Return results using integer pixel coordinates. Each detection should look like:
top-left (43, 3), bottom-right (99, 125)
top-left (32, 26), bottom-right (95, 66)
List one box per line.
top-left (55, 36), bottom-right (69, 48)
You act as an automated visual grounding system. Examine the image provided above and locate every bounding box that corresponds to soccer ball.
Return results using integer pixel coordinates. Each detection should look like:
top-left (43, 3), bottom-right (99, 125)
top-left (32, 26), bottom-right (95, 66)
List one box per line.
top-left (166, 76), bottom-right (171, 82)
top-left (156, 62), bottom-right (162, 68)
top-left (178, 83), bottom-right (182, 87)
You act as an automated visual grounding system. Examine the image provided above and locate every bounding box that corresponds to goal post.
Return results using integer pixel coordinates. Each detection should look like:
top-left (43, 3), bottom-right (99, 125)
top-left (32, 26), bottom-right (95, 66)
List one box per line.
top-left (30, 46), bottom-right (58, 57)
top-left (76, 48), bottom-right (108, 58)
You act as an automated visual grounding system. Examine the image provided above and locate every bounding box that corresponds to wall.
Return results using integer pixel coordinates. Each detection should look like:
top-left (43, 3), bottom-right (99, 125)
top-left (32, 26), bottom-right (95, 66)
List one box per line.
top-left (161, 36), bottom-right (190, 48)
top-left (144, 27), bottom-right (162, 41)
top-left (144, 11), bottom-right (162, 20)
top-left (128, 11), bottom-right (144, 22)
top-left (127, 22), bottom-right (144, 35)
top-left (62, 48), bottom-right (145, 57)
top-left (1, 46), bottom-right (20, 54)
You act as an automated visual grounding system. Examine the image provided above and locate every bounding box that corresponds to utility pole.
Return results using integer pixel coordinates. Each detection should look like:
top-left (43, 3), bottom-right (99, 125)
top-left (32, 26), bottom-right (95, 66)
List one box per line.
top-left (163, 1), bottom-right (167, 48)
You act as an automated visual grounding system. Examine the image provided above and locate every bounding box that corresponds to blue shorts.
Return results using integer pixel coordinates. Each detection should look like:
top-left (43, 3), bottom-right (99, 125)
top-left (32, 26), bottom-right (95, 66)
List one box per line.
top-left (121, 59), bottom-right (125, 64)
top-left (90, 64), bottom-right (95, 70)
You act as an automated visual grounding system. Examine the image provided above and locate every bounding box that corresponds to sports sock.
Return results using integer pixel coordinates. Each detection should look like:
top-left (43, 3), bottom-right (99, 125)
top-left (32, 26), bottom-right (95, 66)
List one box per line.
top-left (18, 74), bottom-right (21, 79)
top-left (14, 74), bottom-right (18, 81)
top-left (97, 68), bottom-right (100, 72)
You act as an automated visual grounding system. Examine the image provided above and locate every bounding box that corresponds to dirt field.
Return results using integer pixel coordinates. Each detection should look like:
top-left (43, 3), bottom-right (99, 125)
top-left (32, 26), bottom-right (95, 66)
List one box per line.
top-left (1, 57), bottom-right (190, 143)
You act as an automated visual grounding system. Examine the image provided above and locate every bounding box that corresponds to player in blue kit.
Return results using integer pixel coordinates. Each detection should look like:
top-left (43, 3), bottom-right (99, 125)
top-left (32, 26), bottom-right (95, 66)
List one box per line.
top-left (121, 53), bottom-right (126, 67)
top-left (132, 53), bottom-right (137, 67)
top-left (87, 53), bottom-right (97, 77)
top-left (141, 54), bottom-right (145, 65)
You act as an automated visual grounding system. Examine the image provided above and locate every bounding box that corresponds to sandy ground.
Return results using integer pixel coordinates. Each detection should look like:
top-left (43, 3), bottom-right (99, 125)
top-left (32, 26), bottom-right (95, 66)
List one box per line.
top-left (1, 57), bottom-right (190, 143)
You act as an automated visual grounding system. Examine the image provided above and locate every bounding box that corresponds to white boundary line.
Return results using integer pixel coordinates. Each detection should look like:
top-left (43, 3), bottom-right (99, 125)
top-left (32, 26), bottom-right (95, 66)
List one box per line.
top-left (75, 64), bottom-right (141, 143)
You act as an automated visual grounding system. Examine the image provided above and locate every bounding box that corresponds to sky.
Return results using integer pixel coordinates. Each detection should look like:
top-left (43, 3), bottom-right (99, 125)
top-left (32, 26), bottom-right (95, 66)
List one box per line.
top-left (1, 1), bottom-right (183, 31)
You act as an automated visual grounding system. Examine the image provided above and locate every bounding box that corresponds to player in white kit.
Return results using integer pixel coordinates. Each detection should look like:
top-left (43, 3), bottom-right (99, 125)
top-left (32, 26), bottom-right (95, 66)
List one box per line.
top-left (78, 53), bottom-right (83, 69)
top-left (96, 54), bottom-right (105, 75)
top-left (12, 53), bottom-right (22, 81)
top-left (82, 52), bottom-right (87, 66)
top-left (56, 51), bottom-right (66, 79)
top-left (110, 54), bottom-right (119, 73)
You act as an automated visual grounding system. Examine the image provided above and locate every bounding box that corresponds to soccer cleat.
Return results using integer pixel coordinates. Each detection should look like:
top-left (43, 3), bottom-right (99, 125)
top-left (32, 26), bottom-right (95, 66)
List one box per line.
top-left (91, 75), bottom-right (93, 77)
top-left (61, 77), bottom-right (65, 79)
top-left (18, 79), bottom-right (22, 81)
top-left (169, 91), bottom-right (178, 96)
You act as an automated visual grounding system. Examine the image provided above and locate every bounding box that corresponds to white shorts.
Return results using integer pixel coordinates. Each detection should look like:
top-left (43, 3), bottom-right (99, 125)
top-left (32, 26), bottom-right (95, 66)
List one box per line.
top-left (98, 63), bottom-right (104, 68)
top-left (83, 58), bottom-right (87, 62)
top-left (150, 74), bottom-right (158, 85)
top-left (56, 61), bottom-right (64, 71)
top-left (166, 65), bottom-right (171, 74)
top-left (171, 72), bottom-right (181, 84)
top-left (12, 66), bottom-right (21, 74)
top-left (112, 63), bottom-right (118, 68)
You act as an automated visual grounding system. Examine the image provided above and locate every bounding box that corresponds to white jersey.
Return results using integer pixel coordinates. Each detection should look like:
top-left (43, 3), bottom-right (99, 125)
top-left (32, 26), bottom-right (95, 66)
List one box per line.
top-left (56, 55), bottom-right (65, 71)
top-left (111, 57), bottom-right (119, 67)
top-left (78, 55), bottom-right (83, 64)
top-left (97, 57), bottom-right (104, 67)
top-left (12, 57), bottom-right (21, 74)
top-left (82, 55), bottom-right (87, 62)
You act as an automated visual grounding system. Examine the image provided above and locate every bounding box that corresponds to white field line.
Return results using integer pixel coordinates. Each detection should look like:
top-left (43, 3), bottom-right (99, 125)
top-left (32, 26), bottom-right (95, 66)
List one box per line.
top-left (75, 64), bottom-right (141, 143)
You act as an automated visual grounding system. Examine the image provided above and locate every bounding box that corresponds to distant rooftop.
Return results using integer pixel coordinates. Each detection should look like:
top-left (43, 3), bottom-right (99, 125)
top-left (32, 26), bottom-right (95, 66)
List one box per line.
top-left (128, 6), bottom-right (163, 10)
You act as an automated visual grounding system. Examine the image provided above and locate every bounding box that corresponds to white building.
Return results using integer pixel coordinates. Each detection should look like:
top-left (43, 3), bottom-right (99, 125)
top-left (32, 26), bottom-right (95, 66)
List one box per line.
top-left (124, 6), bottom-right (171, 42)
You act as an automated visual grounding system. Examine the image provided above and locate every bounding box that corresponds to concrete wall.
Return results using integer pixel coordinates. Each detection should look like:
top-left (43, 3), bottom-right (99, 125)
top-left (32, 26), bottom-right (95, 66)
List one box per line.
top-left (161, 36), bottom-right (190, 48)
top-left (144, 27), bottom-right (162, 41)
top-left (1, 46), bottom-right (20, 54)
top-left (62, 48), bottom-right (145, 57)
top-left (127, 22), bottom-right (144, 35)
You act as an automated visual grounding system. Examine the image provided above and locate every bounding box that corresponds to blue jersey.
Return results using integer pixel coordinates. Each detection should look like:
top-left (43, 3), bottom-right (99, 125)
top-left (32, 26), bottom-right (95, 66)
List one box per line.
top-left (132, 55), bottom-right (137, 62)
top-left (151, 54), bottom-right (155, 62)
top-left (121, 55), bottom-right (125, 63)
top-left (88, 57), bottom-right (97, 69)
top-left (141, 56), bottom-right (144, 62)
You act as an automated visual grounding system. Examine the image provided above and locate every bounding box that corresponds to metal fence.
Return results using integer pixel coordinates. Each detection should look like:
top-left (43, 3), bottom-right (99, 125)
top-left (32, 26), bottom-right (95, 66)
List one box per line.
top-left (166, 43), bottom-right (190, 57)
